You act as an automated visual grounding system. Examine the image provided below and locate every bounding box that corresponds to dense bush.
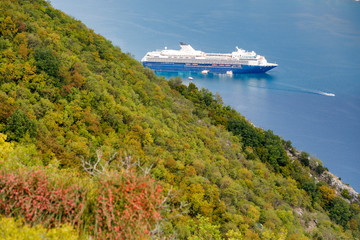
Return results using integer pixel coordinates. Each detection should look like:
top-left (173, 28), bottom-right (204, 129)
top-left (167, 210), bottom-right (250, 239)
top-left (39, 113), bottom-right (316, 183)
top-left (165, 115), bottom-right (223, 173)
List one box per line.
top-left (90, 170), bottom-right (163, 239)
top-left (0, 216), bottom-right (79, 240)
top-left (329, 197), bottom-right (351, 228)
top-left (0, 169), bottom-right (86, 227)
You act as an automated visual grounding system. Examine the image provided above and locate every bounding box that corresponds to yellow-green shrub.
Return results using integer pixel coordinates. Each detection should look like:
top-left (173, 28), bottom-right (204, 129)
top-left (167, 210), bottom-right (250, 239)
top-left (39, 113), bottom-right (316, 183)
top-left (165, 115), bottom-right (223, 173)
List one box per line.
top-left (0, 216), bottom-right (79, 240)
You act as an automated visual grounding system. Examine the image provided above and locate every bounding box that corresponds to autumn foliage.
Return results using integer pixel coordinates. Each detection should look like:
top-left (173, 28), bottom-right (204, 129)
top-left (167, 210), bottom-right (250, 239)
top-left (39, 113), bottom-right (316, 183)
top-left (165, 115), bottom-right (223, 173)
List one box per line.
top-left (0, 169), bottom-right (86, 227)
top-left (92, 170), bottom-right (162, 239)
top-left (0, 168), bottom-right (162, 239)
top-left (0, 0), bottom-right (359, 239)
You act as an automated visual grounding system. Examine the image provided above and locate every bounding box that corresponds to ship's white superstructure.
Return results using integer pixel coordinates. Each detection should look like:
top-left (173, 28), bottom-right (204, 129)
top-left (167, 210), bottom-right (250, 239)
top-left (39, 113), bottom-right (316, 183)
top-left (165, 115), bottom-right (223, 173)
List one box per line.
top-left (141, 43), bottom-right (277, 74)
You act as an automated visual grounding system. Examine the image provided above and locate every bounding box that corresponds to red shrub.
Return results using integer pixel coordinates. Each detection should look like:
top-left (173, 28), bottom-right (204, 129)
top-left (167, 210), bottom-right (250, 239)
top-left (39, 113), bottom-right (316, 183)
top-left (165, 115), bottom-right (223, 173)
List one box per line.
top-left (92, 170), bottom-right (163, 240)
top-left (0, 168), bottom-right (163, 239)
top-left (0, 169), bottom-right (86, 228)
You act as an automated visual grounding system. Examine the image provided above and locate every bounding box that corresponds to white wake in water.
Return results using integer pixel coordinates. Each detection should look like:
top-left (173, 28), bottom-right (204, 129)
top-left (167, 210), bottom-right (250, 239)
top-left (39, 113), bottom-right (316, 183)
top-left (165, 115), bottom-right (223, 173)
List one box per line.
top-left (301, 89), bottom-right (336, 97)
top-left (317, 91), bottom-right (336, 97)
top-left (247, 83), bottom-right (336, 97)
top-left (277, 83), bottom-right (336, 97)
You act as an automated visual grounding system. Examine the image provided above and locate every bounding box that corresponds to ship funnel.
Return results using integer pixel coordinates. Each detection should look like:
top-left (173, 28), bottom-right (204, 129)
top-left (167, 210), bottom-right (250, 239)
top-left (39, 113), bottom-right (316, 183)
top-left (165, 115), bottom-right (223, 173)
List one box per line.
top-left (180, 43), bottom-right (196, 52)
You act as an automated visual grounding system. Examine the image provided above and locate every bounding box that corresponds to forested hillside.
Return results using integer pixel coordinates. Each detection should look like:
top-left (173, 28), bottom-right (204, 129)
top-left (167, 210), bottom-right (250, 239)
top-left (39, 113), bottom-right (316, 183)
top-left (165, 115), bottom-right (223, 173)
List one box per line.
top-left (0, 0), bottom-right (359, 239)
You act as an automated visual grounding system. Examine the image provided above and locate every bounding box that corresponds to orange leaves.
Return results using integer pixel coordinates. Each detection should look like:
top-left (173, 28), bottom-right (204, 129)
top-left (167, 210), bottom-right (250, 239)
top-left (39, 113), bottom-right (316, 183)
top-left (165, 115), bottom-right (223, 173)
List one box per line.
top-left (0, 94), bottom-right (15, 123)
top-left (82, 107), bottom-right (102, 135)
top-left (18, 44), bottom-right (29, 59)
top-left (70, 62), bottom-right (86, 88)
top-left (13, 33), bottom-right (30, 59)
top-left (164, 157), bottom-right (177, 170)
top-left (59, 62), bottom-right (86, 94)
top-left (184, 165), bottom-right (197, 177)
top-left (72, 71), bottom-right (85, 88)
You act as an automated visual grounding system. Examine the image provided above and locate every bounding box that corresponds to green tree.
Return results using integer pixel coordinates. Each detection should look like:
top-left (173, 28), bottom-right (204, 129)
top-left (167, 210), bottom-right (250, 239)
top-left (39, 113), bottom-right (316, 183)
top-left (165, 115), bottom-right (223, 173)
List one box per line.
top-left (4, 109), bottom-right (37, 141)
top-left (329, 197), bottom-right (351, 228)
top-left (228, 118), bottom-right (264, 148)
top-left (34, 48), bottom-right (60, 77)
top-left (341, 189), bottom-right (351, 200)
top-left (315, 164), bottom-right (327, 174)
top-left (299, 152), bottom-right (310, 167)
top-left (186, 215), bottom-right (223, 240)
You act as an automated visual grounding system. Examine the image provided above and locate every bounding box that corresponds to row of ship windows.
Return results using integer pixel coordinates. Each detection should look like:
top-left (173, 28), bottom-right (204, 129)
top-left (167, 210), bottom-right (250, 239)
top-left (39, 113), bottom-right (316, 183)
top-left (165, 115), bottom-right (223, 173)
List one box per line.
top-left (152, 55), bottom-right (254, 60)
top-left (185, 63), bottom-right (242, 67)
top-left (153, 56), bottom-right (194, 59)
top-left (171, 56), bottom-right (194, 59)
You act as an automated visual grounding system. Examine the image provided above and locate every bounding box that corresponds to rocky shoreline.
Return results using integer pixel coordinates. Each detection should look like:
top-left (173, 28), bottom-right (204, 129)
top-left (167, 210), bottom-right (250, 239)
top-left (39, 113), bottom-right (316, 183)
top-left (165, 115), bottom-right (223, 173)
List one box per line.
top-left (287, 149), bottom-right (359, 203)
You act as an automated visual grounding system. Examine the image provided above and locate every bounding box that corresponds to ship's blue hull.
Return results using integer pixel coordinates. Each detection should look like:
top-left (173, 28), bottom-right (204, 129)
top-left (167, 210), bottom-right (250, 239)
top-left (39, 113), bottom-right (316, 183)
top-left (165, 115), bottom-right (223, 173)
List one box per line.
top-left (142, 62), bottom-right (276, 74)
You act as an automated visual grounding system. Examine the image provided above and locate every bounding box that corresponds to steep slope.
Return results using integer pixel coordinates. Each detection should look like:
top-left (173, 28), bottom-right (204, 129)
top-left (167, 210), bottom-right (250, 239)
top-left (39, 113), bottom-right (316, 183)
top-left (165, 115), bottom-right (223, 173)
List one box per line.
top-left (0, 0), bottom-right (359, 239)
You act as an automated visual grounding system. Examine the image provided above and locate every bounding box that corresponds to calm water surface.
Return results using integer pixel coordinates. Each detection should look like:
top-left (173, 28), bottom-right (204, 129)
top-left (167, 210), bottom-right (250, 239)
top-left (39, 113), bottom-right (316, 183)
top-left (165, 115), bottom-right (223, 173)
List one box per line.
top-left (51, 0), bottom-right (360, 191)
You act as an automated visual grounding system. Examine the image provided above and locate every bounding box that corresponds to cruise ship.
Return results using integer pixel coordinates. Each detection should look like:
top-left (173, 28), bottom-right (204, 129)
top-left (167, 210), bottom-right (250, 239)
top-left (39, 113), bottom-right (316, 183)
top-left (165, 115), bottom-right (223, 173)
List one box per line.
top-left (141, 42), bottom-right (278, 74)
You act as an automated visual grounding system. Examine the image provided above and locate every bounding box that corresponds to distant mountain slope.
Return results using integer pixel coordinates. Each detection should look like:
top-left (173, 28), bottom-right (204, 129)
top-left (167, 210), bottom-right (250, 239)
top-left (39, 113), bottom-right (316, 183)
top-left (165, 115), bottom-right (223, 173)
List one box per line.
top-left (0, 0), bottom-right (359, 239)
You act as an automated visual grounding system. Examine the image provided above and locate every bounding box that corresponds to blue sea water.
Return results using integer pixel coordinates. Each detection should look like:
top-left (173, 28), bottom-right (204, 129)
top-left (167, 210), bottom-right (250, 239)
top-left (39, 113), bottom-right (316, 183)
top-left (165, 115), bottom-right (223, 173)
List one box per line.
top-left (51, 0), bottom-right (360, 191)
